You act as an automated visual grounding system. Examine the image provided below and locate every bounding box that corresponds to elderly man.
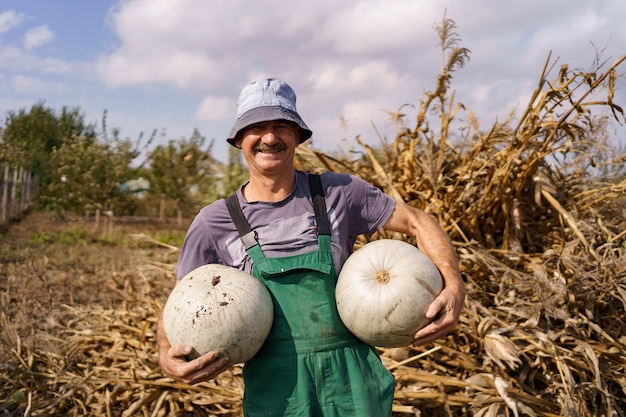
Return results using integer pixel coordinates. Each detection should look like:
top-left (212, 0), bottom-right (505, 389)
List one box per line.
top-left (157, 78), bottom-right (465, 417)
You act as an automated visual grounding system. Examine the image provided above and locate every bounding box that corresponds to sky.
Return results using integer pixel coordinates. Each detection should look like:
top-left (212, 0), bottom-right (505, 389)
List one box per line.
top-left (0, 0), bottom-right (624, 163)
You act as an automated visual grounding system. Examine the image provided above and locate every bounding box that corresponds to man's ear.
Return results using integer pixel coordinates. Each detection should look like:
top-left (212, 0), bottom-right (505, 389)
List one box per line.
top-left (295, 126), bottom-right (303, 143)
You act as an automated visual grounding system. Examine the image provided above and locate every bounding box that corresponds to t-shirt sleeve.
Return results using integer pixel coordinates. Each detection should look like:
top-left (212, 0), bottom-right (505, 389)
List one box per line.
top-left (323, 172), bottom-right (396, 238)
top-left (175, 211), bottom-right (218, 280)
top-left (175, 200), bottom-right (242, 280)
top-left (347, 175), bottom-right (396, 236)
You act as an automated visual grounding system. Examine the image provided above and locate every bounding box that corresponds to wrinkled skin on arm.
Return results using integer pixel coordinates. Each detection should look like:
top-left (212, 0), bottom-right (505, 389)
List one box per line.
top-left (382, 201), bottom-right (466, 346)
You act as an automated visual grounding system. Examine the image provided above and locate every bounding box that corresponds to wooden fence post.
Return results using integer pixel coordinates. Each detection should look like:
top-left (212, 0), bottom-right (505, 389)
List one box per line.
top-left (94, 209), bottom-right (101, 232)
top-left (1, 163), bottom-right (8, 224)
top-left (0, 163), bottom-right (39, 227)
top-left (10, 167), bottom-right (18, 219)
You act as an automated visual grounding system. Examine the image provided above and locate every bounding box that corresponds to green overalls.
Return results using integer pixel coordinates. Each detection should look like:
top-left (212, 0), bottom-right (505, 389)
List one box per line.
top-left (225, 174), bottom-right (395, 417)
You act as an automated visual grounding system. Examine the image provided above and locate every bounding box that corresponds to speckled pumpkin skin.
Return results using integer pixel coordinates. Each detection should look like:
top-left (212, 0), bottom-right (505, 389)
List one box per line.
top-left (162, 264), bottom-right (274, 364)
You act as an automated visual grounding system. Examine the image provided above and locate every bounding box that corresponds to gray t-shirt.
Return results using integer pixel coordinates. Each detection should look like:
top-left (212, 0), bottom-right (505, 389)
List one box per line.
top-left (175, 170), bottom-right (396, 279)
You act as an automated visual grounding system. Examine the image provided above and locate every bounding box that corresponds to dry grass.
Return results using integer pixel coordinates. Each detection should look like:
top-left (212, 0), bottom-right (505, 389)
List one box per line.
top-left (1, 19), bottom-right (626, 416)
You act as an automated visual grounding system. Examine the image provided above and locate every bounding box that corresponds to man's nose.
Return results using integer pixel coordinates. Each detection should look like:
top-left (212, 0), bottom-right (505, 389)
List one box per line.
top-left (261, 128), bottom-right (279, 142)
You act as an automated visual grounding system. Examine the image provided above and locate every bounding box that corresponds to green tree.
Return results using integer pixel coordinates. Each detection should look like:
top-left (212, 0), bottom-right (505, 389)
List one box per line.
top-left (146, 130), bottom-right (216, 224)
top-left (45, 135), bottom-right (139, 216)
top-left (1, 102), bottom-right (95, 188)
top-left (220, 145), bottom-right (248, 198)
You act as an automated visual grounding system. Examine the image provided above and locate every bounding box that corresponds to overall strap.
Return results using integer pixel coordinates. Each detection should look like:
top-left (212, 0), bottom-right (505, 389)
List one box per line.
top-left (225, 194), bottom-right (258, 250)
top-left (308, 174), bottom-right (331, 236)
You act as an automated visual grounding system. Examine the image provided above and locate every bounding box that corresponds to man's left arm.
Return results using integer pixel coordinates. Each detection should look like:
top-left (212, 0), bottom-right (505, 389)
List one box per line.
top-left (382, 200), bottom-right (465, 346)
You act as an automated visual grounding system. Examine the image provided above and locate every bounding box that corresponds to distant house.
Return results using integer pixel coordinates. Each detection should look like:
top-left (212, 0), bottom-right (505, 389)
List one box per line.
top-left (118, 177), bottom-right (150, 198)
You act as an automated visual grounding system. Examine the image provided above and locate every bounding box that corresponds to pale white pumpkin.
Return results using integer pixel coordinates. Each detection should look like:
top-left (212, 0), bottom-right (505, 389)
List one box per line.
top-left (162, 264), bottom-right (274, 364)
top-left (336, 239), bottom-right (443, 347)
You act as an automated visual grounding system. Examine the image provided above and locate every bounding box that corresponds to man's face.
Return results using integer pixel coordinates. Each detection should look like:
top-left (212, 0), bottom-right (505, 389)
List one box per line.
top-left (235, 120), bottom-right (300, 175)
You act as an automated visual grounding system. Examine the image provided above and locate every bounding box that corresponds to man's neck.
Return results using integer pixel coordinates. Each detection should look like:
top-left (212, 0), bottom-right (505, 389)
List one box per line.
top-left (243, 171), bottom-right (296, 202)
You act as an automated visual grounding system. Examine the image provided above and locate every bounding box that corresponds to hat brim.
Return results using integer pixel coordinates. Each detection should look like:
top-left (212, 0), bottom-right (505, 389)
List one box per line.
top-left (227, 106), bottom-right (312, 147)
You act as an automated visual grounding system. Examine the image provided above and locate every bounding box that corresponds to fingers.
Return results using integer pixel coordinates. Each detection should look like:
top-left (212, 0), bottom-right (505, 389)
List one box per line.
top-left (180, 353), bottom-right (231, 385)
top-left (424, 296), bottom-right (444, 320)
top-left (168, 344), bottom-right (196, 360)
top-left (412, 315), bottom-right (453, 346)
top-left (160, 346), bottom-right (231, 385)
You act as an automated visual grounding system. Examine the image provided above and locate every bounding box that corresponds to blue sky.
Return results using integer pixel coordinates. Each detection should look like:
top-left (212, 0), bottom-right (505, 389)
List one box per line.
top-left (1, 0), bottom-right (624, 162)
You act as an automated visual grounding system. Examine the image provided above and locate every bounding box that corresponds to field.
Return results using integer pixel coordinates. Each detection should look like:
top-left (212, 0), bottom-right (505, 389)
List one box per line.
top-left (1, 196), bottom-right (625, 417)
top-left (1, 39), bottom-right (625, 416)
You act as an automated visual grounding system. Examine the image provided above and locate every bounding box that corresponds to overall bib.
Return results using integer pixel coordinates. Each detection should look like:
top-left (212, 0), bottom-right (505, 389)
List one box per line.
top-left (226, 174), bottom-right (395, 417)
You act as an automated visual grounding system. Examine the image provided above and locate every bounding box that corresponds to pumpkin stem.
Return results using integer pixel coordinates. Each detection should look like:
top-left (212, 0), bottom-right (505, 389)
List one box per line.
top-left (376, 270), bottom-right (391, 284)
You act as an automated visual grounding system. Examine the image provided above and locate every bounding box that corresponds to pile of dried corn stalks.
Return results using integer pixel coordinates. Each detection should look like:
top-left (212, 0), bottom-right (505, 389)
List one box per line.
top-left (295, 44), bottom-right (626, 416)
top-left (1, 26), bottom-right (625, 416)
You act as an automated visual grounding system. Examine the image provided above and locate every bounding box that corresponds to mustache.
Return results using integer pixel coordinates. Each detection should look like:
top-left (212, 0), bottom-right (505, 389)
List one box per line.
top-left (254, 143), bottom-right (287, 152)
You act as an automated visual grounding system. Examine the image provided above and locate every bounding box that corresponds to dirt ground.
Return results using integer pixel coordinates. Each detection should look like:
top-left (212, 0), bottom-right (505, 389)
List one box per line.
top-left (1, 209), bottom-right (624, 416)
top-left (0, 210), bottom-right (182, 314)
top-left (0, 210), bottom-right (186, 415)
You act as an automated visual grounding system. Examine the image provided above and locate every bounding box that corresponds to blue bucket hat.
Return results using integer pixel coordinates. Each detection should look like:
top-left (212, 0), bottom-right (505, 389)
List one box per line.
top-left (227, 78), bottom-right (313, 147)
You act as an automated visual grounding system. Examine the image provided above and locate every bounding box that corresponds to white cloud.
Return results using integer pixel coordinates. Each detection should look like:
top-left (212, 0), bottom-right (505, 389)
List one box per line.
top-left (0, 73), bottom-right (8, 91)
top-left (0, 10), bottom-right (27, 34)
top-left (23, 24), bottom-right (54, 49)
top-left (196, 96), bottom-right (234, 121)
top-left (98, 0), bottom-right (249, 89)
top-left (0, 19), bottom-right (79, 76)
top-left (12, 74), bottom-right (68, 95)
top-left (314, 0), bottom-right (438, 55)
top-left (98, 49), bottom-right (221, 88)
top-left (0, 45), bottom-right (74, 74)
top-left (308, 60), bottom-right (411, 97)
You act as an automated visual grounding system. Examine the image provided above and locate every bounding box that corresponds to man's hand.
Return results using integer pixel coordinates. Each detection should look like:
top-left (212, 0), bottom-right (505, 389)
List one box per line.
top-left (412, 284), bottom-right (465, 346)
top-left (159, 345), bottom-right (231, 385)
